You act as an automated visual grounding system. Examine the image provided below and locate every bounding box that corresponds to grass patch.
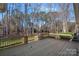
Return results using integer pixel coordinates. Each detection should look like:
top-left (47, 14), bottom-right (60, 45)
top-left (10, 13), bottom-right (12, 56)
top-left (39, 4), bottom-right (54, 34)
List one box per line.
top-left (58, 32), bottom-right (73, 39)
top-left (49, 32), bottom-right (73, 39)
top-left (59, 32), bottom-right (74, 35)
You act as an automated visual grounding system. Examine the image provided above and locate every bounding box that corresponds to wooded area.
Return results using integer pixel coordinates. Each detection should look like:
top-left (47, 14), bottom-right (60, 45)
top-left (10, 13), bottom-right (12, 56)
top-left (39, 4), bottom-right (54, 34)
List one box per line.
top-left (0, 3), bottom-right (77, 49)
top-left (0, 3), bottom-right (76, 37)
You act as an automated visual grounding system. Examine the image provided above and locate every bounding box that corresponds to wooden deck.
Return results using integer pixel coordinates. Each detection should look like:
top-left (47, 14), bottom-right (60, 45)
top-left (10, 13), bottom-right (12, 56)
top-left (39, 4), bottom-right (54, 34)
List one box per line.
top-left (0, 38), bottom-right (79, 56)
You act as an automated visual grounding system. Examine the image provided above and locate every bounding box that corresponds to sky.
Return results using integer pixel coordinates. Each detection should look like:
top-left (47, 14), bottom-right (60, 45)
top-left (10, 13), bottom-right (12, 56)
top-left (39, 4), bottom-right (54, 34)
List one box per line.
top-left (0, 3), bottom-right (75, 22)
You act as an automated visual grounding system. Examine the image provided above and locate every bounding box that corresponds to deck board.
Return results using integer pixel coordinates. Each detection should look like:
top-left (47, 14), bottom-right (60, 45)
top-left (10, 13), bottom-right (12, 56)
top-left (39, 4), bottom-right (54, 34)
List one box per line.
top-left (0, 38), bottom-right (79, 56)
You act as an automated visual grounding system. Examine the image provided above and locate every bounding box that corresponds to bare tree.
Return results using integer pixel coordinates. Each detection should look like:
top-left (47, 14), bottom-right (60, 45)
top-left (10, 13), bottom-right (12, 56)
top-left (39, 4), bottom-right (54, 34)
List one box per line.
top-left (59, 3), bottom-right (70, 32)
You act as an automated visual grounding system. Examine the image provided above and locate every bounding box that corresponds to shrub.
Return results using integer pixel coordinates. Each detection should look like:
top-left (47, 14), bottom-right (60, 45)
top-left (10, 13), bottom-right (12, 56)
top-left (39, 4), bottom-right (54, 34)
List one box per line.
top-left (58, 32), bottom-right (73, 39)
